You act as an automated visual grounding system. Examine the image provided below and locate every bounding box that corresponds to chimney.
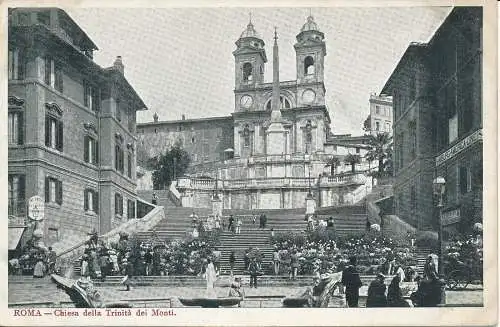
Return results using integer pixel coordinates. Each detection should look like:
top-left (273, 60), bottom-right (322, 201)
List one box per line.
top-left (113, 56), bottom-right (124, 75)
top-left (153, 112), bottom-right (158, 122)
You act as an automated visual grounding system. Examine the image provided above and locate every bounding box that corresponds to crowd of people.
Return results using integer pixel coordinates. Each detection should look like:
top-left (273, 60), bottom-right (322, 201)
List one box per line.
top-left (341, 254), bottom-right (445, 307)
top-left (188, 213), bottom-right (270, 238)
top-left (270, 232), bottom-right (417, 279)
top-left (8, 238), bottom-right (57, 278)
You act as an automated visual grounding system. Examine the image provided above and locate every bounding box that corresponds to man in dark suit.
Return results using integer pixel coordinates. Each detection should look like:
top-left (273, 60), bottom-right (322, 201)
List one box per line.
top-left (341, 256), bottom-right (363, 307)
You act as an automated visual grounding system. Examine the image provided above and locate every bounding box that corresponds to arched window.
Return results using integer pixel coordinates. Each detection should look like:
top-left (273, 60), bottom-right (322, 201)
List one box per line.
top-left (304, 56), bottom-right (315, 75)
top-left (243, 125), bottom-right (250, 147)
top-left (243, 63), bottom-right (253, 82)
top-left (266, 96), bottom-right (291, 110)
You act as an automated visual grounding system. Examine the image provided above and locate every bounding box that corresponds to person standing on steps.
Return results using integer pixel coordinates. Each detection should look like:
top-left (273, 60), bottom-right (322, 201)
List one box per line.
top-left (341, 256), bottom-right (363, 307)
top-left (272, 248), bottom-right (280, 275)
top-left (228, 215), bottom-right (234, 232)
top-left (236, 217), bottom-right (242, 234)
top-left (205, 258), bottom-right (217, 298)
top-left (248, 257), bottom-right (260, 288)
top-left (152, 192), bottom-right (158, 205)
top-left (212, 247), bottom-right (221, 276)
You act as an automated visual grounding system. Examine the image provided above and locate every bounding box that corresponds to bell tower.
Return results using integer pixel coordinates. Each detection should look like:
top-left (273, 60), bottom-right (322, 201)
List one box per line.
top-left (294, 15), bottom-right (327, 107)
top-left (233, 17), bottom-right (267, 91)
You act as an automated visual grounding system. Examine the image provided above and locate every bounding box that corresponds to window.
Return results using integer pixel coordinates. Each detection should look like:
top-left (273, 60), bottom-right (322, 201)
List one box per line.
top-left (356, 147), bottom-right (360, 154)
top-left (84, 135), bottom-right (98, 164)
top-left (84, 189), bottom-right (99, 213)
top-left (84, 81), bottom-right (100, 111)
top-left (8, 48), bottom-right (25, 80)
top-left (18, 12), bottom-right (30, 25)
top-left (116, 99), bottom-right (122, 122)
top-left (8, 111), bottom-right (24, 145)
top-left (409, 121), bottom-right (417, 159)
top-left (243, 125), bottom-right (250, 147)
top-left (44, 57), bottom-right (63, 92)
top-left (304, 56), bottom-right (315, 75)
top-left (375, 105), bottom-right (380, 115)
top-left (191, 136), bottom-right (195, 144)
top-left (127, 199), bottom-right (136, 219)
top-left (243, 62), bottom-right (253, 82)
top-left (375, 121), bottom-right (380, 131)
top-left (459, 166), bottom-right (472, 194)
top-left (115, 193), bottom-right (123, 216)
top-left (115, 142), bottom-right (124, 173)
top-left (45, 177), bottom-right (63, 205)
top-left (266, 96), bottom-right (291, 110)
top-left (37, 11), bottom-right (50, 26)
top-left (8, 174), bottom-right (25, 216)
top-left (45, 115), bottom-right (63, 151)
top-left (385, 122), bottom-right (391, 132)
top-left (408, 72), bottom-right (416, 103)
top-left (127, 152), bottom-right (132, 178)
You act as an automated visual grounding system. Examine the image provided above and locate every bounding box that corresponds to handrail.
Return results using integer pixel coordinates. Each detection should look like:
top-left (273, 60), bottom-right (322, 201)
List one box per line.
top-left (55, 206), bottom-right (165, 260)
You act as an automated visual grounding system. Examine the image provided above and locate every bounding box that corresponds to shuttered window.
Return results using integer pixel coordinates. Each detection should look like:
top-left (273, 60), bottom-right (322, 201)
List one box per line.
top-left (84, 189), bottom-right (99, 213)
top-left (45, 115), bottom-right (63, 151)
top-left (45, 177), bottom-right (63, 205)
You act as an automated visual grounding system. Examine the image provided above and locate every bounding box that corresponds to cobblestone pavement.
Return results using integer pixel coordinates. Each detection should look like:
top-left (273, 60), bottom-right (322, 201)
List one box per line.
top-left (9, 280), bottom-right (483, 308)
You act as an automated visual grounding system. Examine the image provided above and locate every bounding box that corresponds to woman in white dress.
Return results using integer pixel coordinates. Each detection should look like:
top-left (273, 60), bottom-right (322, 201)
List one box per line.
top-left (205, 258), bottom-right (217, 298)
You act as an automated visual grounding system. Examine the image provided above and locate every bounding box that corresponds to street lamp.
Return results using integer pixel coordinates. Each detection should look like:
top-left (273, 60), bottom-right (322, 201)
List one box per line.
top-left (433, 176), bottom-right (446, 275)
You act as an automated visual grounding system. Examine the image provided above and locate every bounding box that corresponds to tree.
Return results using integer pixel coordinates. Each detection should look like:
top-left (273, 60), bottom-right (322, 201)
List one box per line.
top-left (152, 141), bottom-right (191, 190)
top-left (344, 153), bottom-right (361, 173)
top-left (326, 156), bottom-right (341, 176)
top-left (366, 132), bottom-right (392, 175)
top-left (363, 115), bottom-right (371, 133)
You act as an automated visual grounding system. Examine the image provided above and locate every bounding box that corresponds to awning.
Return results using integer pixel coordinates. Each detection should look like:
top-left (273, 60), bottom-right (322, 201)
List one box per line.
top-left (8, 227), bottom-right (25, 251)
top-left (224, 148), bottom-right (234, 152)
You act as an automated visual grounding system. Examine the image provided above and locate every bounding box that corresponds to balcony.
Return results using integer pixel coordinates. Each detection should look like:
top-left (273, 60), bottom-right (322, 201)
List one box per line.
top-left (8, 199), bottom-right (27, 227)
top-left (177, 173), bottom-right (367, 191)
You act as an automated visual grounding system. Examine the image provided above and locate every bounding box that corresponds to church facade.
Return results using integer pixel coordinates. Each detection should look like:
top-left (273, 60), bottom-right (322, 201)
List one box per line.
top-left (137, 16), bottom-right (372, 210)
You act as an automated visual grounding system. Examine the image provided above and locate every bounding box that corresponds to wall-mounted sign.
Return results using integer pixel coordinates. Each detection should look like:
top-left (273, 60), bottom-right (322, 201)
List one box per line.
top-left (28, 196), bottom-right (44, 221)
top-left (436, 129), bottom-right (482, 166)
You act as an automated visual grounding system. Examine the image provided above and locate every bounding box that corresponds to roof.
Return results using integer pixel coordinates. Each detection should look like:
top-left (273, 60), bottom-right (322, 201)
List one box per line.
top-left (137, 115), bottom-right (233, 127)
top-left (55, 8), bottom-right (98, 50)
top-left (240, 22), bottom-right (261, 39)
top-left (103, 68), bottom-right (147, 111)
top-left (380, 42), bottom-right (428, 94)
top-left (301, 16), bottom-right (320, 32)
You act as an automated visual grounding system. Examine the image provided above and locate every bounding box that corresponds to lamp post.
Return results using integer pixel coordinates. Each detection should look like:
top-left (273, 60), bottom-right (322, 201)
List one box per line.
top-left (433, 176), bottom-right (446, 275)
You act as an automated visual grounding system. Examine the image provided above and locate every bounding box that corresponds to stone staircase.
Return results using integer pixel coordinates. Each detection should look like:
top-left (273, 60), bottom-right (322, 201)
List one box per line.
top-left (137, 190), bottom-right (180, 209)
top-left (414, 247), bottom-right (433, 275)
top-left (316, 204), bottom-right (368, 237)
top-left (217, 226), bottom-right (274, 276)
top-left (135, 207), bottom-right (212, 242)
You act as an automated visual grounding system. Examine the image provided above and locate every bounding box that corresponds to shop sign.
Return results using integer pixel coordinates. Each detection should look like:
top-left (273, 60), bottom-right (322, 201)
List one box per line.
top-left (436, 129), bottom-right (482, 166)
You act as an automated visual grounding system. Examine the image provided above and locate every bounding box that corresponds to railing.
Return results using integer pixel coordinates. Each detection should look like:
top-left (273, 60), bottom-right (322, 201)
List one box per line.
top-left (8, 199), bottom-right (26, 217)
top-left (55, 206), bottom-right (165, 262)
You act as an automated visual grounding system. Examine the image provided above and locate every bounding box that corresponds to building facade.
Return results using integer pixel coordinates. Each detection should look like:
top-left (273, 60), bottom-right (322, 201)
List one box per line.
top-left (137, 16), bottom-right (373, 210)
top-left (367, 94), bottom-right (393, 135)
top-left (382, 7), bottom-right (482, 234)
top-left (8, 8), bottom-right (147, 252)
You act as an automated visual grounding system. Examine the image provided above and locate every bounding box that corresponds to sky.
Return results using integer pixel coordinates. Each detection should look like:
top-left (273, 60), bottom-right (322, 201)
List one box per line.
top-left (67, 6), bottom-right (451, 135)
